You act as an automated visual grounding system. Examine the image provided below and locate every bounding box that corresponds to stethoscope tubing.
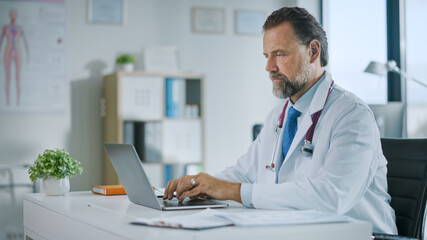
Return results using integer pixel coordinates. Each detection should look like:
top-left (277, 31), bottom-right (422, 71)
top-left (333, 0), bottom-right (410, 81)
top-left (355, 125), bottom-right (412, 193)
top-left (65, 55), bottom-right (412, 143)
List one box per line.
top-left (265, 80), bottom-right (334, 172)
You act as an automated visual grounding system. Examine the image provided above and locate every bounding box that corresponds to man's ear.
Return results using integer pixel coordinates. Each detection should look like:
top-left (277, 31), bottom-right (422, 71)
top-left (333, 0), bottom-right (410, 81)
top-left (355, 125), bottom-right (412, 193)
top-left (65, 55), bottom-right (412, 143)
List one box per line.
top-left (308, 39), bottom-right (321, 64)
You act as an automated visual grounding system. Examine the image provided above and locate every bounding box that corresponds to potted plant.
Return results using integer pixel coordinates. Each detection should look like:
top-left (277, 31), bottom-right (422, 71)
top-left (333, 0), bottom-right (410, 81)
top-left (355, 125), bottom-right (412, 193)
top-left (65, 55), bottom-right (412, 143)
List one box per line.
top-left (28, 149), bottom-right (83, 196)
top-left (116, 54), bottom-right (136, 72)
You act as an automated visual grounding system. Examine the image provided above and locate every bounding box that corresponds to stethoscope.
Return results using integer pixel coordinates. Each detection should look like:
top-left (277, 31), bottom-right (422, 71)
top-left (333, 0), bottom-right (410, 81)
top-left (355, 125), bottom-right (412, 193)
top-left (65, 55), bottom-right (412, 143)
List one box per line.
top-left (266, 80), bottom-right (334, 172)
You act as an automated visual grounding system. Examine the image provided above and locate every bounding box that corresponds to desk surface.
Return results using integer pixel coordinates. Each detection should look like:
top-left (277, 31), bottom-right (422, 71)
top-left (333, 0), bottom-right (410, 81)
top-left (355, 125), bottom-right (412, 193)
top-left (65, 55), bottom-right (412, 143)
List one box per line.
top-left (23, 191), bottom-right (372, 240)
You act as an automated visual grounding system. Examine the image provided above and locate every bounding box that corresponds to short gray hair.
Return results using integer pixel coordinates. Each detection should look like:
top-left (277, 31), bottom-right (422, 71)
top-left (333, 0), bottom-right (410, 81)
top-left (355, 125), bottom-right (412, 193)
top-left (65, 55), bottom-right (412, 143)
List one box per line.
top-left (263, 7), bottom-right (329, 67)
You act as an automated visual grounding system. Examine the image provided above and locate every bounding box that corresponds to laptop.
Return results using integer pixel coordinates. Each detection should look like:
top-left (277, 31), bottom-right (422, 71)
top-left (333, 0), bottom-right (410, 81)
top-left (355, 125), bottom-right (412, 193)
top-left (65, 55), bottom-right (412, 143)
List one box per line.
top-left (104, 143), bottom-right (228, 210)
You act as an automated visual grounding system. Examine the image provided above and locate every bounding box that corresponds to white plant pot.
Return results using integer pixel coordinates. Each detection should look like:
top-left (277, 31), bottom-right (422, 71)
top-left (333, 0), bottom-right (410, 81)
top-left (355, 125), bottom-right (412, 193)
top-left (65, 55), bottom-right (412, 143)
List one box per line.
top-left (42, 176), bottom-right (70, 196)
top-left (121, 63), bottom-right (134, 72)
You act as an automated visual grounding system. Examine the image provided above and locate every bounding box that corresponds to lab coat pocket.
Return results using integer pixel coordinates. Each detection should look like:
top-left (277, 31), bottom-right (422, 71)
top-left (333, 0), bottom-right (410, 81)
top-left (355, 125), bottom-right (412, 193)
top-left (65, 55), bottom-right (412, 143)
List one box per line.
top-left (294, 153), bottom-right (320, 180)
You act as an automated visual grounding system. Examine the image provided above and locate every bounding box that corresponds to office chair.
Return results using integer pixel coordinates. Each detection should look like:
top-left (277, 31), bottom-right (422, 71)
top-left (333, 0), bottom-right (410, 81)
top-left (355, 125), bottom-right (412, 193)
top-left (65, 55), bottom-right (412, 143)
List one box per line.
top-left (379, 138), bottom-right (427, 240)
top-left (252, 124), bottom-right (263, 141)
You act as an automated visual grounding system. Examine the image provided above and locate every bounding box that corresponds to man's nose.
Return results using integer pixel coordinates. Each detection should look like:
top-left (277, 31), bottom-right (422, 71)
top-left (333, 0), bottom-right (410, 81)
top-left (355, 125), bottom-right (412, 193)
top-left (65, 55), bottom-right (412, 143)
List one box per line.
top-left (265, 57), bottom-right (278, 72)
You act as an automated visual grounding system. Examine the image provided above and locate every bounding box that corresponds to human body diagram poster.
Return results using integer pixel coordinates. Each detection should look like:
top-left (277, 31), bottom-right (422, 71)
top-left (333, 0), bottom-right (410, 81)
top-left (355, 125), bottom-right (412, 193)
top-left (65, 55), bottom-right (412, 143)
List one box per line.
top-left (0, 0), bottom-right (66, 113)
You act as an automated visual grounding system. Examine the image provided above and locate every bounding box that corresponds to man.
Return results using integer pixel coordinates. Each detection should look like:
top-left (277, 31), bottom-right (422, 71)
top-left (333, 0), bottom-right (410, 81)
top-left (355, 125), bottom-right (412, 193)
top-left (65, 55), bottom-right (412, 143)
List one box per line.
top-left (164, 7), bottom-right (397, 234)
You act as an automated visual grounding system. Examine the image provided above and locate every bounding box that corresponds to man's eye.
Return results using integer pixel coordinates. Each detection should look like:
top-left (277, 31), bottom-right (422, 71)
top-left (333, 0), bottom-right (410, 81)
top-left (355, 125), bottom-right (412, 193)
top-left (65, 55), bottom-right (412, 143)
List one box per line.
top-left (277, 53), bottom-right (285, 57)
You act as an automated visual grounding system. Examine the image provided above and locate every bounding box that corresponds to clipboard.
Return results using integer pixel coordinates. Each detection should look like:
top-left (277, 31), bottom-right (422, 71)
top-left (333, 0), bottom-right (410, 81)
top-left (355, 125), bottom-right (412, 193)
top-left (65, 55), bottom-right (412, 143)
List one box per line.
top-left (131, 209), bottom-right (233, 230)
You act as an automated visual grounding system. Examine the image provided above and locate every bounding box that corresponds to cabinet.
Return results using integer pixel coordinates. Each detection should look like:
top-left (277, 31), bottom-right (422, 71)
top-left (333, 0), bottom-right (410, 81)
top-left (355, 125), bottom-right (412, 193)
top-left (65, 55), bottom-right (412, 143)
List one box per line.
top-left (102, 71), bottom-right (204, 186)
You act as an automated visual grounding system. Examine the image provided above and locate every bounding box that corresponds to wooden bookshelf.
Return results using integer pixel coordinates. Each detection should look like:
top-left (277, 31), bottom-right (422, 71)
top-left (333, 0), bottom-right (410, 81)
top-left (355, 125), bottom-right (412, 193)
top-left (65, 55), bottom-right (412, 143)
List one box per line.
top-left (102, 71), bottom-right (205, 186)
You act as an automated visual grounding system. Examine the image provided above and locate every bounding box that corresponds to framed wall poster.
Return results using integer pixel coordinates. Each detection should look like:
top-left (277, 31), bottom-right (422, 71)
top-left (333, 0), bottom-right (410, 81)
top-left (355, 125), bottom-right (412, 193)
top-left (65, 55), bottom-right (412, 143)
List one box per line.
top-left (235, 10), bottom-right (267, 35)
top-left (143, 46), bottom-right (179, 72)
top-left (87, 0), bottom-right (126, 25)
top-left (192, 7), bottom-right (225, 34)
top-left (0, 0), bottom-right (67, 113)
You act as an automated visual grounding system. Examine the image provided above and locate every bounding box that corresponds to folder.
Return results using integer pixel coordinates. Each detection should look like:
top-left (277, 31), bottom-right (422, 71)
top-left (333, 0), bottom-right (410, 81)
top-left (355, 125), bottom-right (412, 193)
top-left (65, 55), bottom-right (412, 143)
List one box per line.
top-left (92, 185), bottom-right (126, 195)
top-left (165, 78), bottom-right (179, 117)
top-left (165, 78), bottom-right (186, 118)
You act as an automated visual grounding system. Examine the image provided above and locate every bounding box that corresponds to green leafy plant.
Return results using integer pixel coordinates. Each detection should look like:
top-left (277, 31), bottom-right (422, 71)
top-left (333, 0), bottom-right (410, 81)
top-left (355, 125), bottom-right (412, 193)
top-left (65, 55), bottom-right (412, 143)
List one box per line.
top-left (116, 54), bottom-right (136, 64)
top-left (28, 149), bottom-right (83, 182)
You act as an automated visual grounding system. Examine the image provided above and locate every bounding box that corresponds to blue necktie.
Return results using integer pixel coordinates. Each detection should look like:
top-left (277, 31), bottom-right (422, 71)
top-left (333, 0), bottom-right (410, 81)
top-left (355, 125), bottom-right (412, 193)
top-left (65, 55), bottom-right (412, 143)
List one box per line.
top-left (279, 106), bottom-right (300, 170)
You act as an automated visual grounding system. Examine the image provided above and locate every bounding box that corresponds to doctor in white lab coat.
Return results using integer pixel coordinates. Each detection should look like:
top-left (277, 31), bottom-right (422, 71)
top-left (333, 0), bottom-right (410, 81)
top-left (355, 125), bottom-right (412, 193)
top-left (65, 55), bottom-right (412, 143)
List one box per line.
top-left (164, 7), bottom-right (397, 234)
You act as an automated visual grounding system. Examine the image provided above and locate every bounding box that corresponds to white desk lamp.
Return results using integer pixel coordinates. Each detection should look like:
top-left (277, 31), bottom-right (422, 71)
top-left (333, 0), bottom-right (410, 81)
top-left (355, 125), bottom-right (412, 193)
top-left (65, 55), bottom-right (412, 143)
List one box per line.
top-left (364, 60), bottom-right (427, 89)
top-left (364, 60), bottom-right (427, 138)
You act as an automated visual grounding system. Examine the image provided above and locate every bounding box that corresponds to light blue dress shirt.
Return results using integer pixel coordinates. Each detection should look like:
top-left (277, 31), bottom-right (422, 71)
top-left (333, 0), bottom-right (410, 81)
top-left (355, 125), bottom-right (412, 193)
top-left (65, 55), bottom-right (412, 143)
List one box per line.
top-left (241, 72), bottom-right (326, 208)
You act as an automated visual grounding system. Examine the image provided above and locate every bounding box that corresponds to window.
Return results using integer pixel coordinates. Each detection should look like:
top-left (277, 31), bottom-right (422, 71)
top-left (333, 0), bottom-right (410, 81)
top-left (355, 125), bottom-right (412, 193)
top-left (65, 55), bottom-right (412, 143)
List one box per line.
top-left (406, 0), bottom-right (427, 104)
top-left (326, 0), bottom-right (387, 104)
top-left (406, 0), bottom-right (427, 137)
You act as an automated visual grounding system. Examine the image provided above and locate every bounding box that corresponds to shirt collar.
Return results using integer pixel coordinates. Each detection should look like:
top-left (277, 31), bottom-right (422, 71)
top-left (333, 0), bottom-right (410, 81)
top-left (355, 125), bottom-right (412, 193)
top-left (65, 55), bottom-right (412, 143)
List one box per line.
top-left (292, 71), bottom-right (326, 114)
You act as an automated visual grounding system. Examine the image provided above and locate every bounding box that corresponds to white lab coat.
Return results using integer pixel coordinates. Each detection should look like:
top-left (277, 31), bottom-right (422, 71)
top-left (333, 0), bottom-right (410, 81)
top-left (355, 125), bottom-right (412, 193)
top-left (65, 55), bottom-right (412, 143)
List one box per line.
top-left (216, 72), bottom-right (397, 234)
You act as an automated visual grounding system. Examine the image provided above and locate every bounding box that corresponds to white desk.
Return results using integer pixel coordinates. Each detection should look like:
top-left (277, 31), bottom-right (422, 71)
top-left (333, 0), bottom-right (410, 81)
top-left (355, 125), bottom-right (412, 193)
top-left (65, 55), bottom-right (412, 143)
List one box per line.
top-left (23, 191), bottom-right (372, 240)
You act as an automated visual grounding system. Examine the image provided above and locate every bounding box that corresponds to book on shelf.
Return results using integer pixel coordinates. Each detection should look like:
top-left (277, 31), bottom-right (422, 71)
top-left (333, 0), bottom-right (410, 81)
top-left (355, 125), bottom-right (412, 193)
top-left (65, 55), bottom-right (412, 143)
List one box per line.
top-left (123, 121), bottom-right (135, 146)
top-left (164, 164), bottom-right (172, 187)
top-left (144, 121), bottom-right (162, 163)
top-left (123, 121), bottom-right (162, 163)
top-left (185, 79), bottom-right (201, 117)
top-left (165, 77), bottom-right (186, 118)
top-left (163, 164), bottom-right (188, 187)
top-left (92, 185), bottom-right (126, 195)
top-left (134, 122), bottom-right (145, 161)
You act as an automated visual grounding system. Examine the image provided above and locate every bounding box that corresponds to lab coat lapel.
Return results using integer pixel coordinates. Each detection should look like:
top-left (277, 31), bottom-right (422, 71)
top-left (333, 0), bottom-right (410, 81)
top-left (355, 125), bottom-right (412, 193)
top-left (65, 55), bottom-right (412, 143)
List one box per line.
top-left (275, 119), bottom-right (286, 171)
top-left (308, 72), bottom-right (333, 114)
top-left (282, 73), bottom-right (333, 165)
top-left (274, 105), bottom-right (286, 172)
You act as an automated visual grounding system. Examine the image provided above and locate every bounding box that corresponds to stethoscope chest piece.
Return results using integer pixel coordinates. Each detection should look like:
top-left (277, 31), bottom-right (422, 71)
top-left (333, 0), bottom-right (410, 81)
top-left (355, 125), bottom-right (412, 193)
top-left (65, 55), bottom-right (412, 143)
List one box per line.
top-left (300, 140), bottom-right (314, 157)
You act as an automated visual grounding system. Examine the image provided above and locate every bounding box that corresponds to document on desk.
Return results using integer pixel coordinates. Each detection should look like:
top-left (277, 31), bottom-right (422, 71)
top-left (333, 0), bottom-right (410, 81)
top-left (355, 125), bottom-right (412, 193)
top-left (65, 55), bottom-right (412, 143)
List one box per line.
top-left (131, 209), bottom-right (351, 230)
top-left (132, 209), bottom-right (233, 230)
top-left (216, 209), bottom-right (351, 227)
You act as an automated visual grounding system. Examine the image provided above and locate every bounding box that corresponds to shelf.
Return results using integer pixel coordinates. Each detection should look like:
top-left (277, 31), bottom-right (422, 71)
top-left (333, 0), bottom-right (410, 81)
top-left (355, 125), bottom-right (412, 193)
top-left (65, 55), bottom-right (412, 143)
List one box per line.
top-left (103, 71), bottom-right (205, 186)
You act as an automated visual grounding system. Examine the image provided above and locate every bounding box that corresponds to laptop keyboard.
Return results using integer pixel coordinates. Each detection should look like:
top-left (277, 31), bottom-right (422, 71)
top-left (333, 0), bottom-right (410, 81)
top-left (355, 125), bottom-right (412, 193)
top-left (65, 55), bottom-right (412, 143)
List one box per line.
top-left (160, 198), bottom-right (220, 207)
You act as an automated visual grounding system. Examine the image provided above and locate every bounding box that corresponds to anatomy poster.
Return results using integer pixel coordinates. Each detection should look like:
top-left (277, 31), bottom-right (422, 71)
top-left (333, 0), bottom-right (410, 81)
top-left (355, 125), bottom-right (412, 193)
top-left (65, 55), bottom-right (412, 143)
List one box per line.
top-left (0, 0), bottom-right (66, 113)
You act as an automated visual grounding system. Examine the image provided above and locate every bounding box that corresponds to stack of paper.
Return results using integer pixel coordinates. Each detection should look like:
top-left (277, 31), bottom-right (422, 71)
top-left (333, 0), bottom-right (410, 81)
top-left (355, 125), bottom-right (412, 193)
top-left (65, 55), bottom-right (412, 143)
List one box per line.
top-left (217, 209), bottom-right (351, 227)
top-left (131, 208), bottom-right (351, 230)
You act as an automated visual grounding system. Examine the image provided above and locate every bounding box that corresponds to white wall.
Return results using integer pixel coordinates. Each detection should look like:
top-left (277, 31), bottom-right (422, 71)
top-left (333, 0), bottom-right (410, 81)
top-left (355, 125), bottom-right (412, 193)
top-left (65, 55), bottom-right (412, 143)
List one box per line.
top-left (0, 0), bottom-right (325, 191)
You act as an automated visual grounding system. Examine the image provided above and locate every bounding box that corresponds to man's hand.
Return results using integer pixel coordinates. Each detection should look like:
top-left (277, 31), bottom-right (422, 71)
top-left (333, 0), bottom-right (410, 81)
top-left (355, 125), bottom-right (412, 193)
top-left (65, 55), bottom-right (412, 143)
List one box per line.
top-left (163, 173), bottom-right (242, 203)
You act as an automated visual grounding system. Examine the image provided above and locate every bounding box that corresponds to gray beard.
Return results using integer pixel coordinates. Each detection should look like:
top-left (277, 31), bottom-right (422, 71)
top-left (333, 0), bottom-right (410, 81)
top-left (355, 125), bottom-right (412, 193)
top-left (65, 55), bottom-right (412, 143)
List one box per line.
top-left (270, 62), bottom-right (312, 99)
